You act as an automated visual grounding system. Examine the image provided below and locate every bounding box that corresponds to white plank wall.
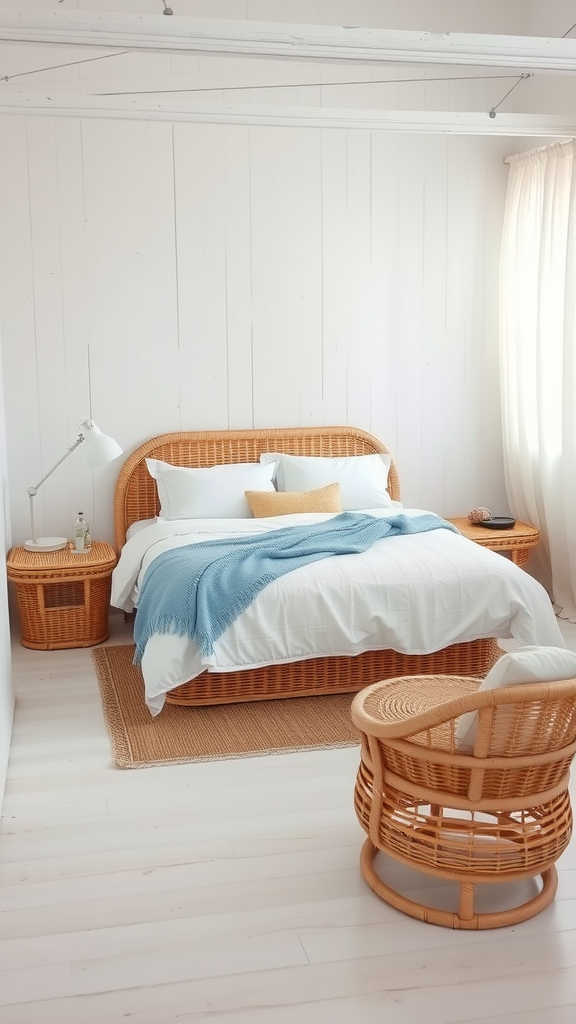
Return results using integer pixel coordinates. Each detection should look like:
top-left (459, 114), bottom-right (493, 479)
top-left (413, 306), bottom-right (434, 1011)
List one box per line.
top-left (0, 343), bottom-right (14, 810)
top-left (1, 0), bottom-right (557, 550)
top-left (0, 111), bottom-right (514, 546)
top-left (175, 122), bottom-right (230, 429)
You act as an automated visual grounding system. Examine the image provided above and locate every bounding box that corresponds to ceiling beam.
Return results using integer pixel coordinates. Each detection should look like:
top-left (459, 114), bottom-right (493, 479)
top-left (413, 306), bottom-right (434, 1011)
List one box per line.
top-left (0, 91), bottom-right (573, 136)
top-left (1, 9), bottom-right (576, 72)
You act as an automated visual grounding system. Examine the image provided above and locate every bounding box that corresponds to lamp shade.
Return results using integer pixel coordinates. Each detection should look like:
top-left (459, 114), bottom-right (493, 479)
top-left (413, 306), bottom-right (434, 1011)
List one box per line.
top-left (81, 421), bottom-right (123, 467)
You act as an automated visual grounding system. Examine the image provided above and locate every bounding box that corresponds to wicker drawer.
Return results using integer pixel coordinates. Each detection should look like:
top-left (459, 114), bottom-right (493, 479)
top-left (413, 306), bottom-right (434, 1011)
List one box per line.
top-left (6, 542), bottom-right (117, 650)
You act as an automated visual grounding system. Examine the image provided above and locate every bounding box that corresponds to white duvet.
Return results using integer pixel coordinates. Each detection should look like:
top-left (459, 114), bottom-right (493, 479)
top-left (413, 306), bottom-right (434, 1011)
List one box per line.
top-left (110, 509), bottom-right (565, 715)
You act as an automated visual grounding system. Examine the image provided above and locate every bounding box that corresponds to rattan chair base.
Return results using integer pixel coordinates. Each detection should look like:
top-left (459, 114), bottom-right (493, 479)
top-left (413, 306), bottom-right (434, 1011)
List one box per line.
top-left (360, 839), bottom-right (558, 929)
top-left (352, 673), bottom-right (576, 929)
top-left (165, 638), bottom-right (501, 706)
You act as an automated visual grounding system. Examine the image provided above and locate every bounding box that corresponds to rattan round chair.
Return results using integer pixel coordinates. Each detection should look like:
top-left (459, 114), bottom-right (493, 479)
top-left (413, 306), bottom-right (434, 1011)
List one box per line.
top-left (352, 673), bottom-right (576, 929)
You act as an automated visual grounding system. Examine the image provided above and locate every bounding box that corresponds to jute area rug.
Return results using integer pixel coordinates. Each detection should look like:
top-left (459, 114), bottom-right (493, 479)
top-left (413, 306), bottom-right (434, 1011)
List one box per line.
top-left (92, 644), bottom-right (361, 769)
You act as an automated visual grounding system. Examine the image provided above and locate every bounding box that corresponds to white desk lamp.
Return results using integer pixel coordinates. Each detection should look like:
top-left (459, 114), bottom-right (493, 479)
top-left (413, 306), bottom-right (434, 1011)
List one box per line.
top-left (24, 420), bottom-right (123, 552)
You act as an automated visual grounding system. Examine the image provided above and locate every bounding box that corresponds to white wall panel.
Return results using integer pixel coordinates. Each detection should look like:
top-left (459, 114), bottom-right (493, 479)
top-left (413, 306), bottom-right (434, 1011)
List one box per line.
top-left (0, 117), bottom-right (38, 547)
top-left (80, 118), bottom-right (180, 541)
top-left (394, 134), bottom-right (426, 508)
top-left (343, 131), bottom-right (372, 429)
top-left (443, 135), bottom-right (483, 517)
top-left (174, 122), bottom-right (230, 430)
top-left (0, 320), bottom-right (15, 813)
top-left (368, 132), bottom-right (400, 459)
top-left (54, 119), bottom-right (94, 537)
top-left (419, 134), bottom-right (450, 515)
top-left (250, 126), bottom-right (302, 427)
top-left (473, 138), bottom-right (514, 516)
top-left (438, 135), bottom-right (473, 516)
top-left (0, 116), bottom-right (181, 546)
top-left (26, 118), bottom-right (71, 539)
top-left (293, 128), bottom-right (323, 426)
top-left (319, 129), bottom-right (349, 425)
top-left (1, 109), bottom-right (515, 547)
top-left (222, 125), bottom-right (255, 428)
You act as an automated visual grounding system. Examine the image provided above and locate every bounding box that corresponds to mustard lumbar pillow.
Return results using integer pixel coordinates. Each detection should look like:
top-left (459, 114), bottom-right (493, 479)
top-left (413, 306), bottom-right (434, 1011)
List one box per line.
top-left (245, 482), bottom-right (342, 518)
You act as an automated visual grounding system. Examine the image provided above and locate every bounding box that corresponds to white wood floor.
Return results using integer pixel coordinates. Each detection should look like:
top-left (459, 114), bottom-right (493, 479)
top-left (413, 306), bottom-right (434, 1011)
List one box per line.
top-left (2, 612), bottom-right (576, 1024)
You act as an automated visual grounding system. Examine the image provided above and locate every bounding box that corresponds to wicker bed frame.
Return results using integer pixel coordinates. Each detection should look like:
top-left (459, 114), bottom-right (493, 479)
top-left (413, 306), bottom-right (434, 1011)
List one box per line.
top-left (113, 425), bottom-right (499, 706)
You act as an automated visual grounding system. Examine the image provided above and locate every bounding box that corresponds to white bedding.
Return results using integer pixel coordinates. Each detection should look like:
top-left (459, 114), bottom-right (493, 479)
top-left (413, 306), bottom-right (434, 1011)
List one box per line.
top-left (110, 509), bottom-right (565, 715)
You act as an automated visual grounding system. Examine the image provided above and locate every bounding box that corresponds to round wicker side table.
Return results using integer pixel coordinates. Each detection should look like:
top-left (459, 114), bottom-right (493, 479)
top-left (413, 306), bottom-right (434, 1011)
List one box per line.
top-left (6, 542), bottom-right (118, 650)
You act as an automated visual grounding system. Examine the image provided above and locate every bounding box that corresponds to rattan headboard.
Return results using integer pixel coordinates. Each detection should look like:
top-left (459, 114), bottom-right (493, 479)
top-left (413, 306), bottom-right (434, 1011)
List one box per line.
top-left (113, 425), bottom-right (400, 551)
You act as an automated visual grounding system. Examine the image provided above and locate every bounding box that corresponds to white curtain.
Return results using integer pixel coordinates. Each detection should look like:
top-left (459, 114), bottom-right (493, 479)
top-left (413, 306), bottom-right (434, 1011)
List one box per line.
top-left (500, 140), bottom-right (576, 621)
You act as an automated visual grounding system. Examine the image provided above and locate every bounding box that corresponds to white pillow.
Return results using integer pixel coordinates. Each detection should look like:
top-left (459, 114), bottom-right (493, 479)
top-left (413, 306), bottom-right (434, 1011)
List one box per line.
top-left (126, 518), bottom-right (156, 540)
top-left (145, 459), bottom-right (277, 520)
top-left (260, 452), bottom-right (393, 510)
top-left (456, 645), bottom-right (576, 751)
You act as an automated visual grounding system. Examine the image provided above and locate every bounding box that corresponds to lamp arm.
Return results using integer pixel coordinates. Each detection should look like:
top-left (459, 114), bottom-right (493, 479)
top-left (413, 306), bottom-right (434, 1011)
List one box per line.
top-left (24, 420), bottom-right (120, 550)
top-left (26, 435), bottom-right (85, 497)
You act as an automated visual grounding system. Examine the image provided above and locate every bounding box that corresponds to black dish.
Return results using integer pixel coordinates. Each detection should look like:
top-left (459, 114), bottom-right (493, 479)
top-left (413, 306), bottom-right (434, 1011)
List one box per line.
top-left (478, 516), bottom-right (516, 530)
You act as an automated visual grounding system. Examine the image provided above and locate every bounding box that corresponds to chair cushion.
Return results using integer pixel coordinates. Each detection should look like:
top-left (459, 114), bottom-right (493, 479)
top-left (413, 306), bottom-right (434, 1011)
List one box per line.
top-left (456, 645), bottom-right (576, 750)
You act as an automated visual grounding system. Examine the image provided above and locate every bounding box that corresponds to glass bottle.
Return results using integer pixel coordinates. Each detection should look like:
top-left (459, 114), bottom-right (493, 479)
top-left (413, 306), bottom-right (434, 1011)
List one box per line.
top-left (74, 512), bottom-right (91, 552)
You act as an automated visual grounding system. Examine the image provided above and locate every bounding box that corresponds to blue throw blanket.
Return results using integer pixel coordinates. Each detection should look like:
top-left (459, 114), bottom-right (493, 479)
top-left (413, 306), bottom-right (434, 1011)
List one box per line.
top-left (133, 512), bottom-right (457, 663)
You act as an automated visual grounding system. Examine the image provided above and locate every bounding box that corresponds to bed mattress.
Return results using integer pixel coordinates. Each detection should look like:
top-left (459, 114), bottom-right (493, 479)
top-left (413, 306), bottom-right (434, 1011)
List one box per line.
top-left (111, 508), bottom-right (564, 714)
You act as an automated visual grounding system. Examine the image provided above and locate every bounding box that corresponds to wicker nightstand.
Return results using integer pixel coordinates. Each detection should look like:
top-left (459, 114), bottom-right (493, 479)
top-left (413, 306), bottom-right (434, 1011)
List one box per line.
top-left (6, 542), bottom-right (118, 650)
top-left (447, 518), bottom-right (540, 568)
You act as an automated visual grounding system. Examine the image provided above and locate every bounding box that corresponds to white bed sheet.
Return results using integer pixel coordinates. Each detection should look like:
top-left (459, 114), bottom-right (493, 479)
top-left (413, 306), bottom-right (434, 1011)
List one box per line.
top-left (110, 509), bottom-right (565, 715)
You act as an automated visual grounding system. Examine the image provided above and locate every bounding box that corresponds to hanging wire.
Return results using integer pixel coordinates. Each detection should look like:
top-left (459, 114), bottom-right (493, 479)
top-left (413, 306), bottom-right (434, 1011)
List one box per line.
top-left (562, 23), bottom-right (576, 37)
top-left (95, 72), bottom-right (527, 98)
top-left (0, 51), bottom-right (532, 96)
top-left (1, 51), bottom-right (129, 83)
top-left (488, 72), bottom-right (533, 118)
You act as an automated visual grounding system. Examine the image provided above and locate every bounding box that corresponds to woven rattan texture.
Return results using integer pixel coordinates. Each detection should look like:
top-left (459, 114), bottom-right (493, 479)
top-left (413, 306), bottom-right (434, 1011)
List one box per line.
top-left (354, 777), bottom-right (571, 874)
top-left (7, 542), bottom-right (117, 576)
top-left (164, 639), bottom-right (501, 707)
top-left (92, 643), bottom-right (360, 768)
top-left (351, 673), bottom-right (576, 928)
top-left (113, 425), bottom-right (400, 550)
top-left (112, 427), bottom-right (502, 706)
top-left (7, 542), bottom-right (117, 650)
